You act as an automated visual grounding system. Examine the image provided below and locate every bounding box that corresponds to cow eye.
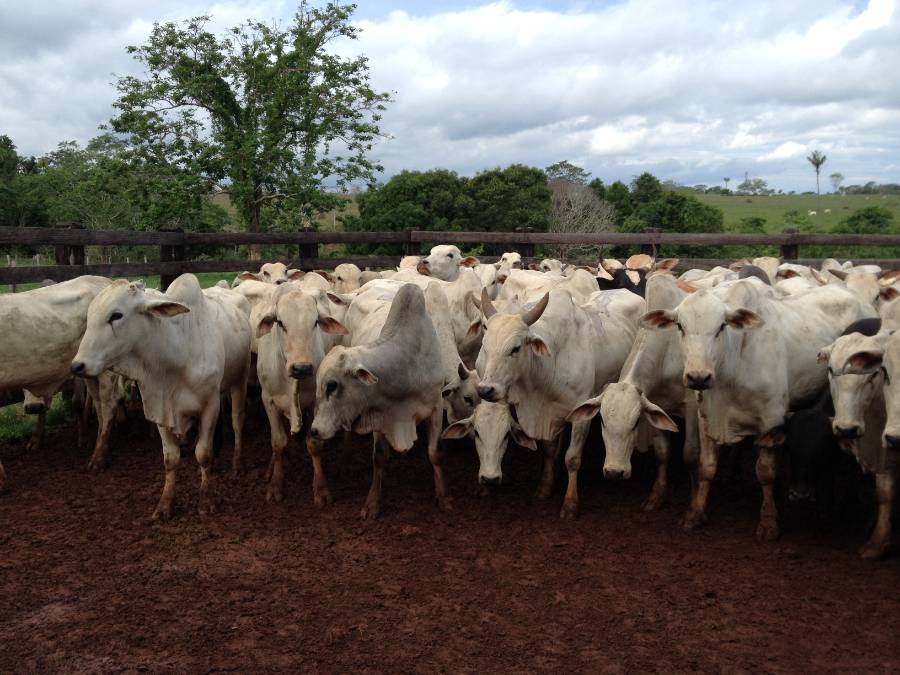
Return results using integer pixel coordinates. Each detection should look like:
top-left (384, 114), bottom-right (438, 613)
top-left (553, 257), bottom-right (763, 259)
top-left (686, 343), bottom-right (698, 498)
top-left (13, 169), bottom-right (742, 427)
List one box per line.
top-left (337, 276), bottom-right (343, 282)
top-left (510, 345), bottom-right (521, 355)
top-left (325, 381), bottom-right (338, 397)
top-left (676, 322), bottom-right (684, 334)
top-left (447, 253), bottom-right (453, 258)
top-left (473, 429), bottom-right (480, 439)
top-left (263, 271), bottom-right (270, 277)
top-left (464, 396), bottom-right (474, 406)
top-left (716, 323), bottom-right (726, 336)
top-left (108, 311), bottom-right (123, 323)
top-left (882, 367), bottom-right (891, 384)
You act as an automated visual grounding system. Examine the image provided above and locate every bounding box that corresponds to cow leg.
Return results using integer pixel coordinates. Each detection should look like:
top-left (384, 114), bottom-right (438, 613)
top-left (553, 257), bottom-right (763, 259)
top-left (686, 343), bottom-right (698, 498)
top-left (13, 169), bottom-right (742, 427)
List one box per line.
top-left (154, 426), bottom-right (181, 521)
top-left (194, 401), bottom-right (220, 515)
top-left (86, 377), bottom-right (114, 471)
top-left (26, 410), bottom-right (47, 452)
top-left (262, 397), bottom-right (288, 503)
top-left (229, 382), bottom-right (247, 476)
top-left (361, 433), bottom-right (390, 520)
top-left (427, 406), bottom-right (452, 512)
top-left (306, 435), bottom-right (332, 507)
top-left (644, 432), bottom-right (671, 511)
top-left (560, 420), bottom-right (590, 519)
top-left (755, 444), bottom-right (779, 541)
top-left (860, 471), bottom-right (895, 560)
top-left (536, 437), bottom-right (561, 500)
top-left (682, 429), bottom-right (718, 531)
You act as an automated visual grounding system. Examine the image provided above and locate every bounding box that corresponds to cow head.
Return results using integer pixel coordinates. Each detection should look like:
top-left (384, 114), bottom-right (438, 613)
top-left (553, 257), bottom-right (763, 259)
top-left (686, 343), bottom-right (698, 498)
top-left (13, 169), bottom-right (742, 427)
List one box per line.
top-left (567, 383), bottom-right (677, 479)
top-left (417, 245), bottom-right (478, 281)
top-left (309, 346), bottom-right (380, 441)
top-left (442, 402), bottom-right (535, 486)
top-left (476, 289), bottom-right (552, 402)
top-left (819, 333), bottom-right (887, 447)
top-left (641, 290), bottom-right (763, 391)
top-left (332, 263), bottom-right (362, 294)
top-left (235, 262), bottom-right (303, 286)
top-left (495, 251), bottom-right (524, 283)
top-left (256, 287), bottom-right (347, 380)
top-left (878, 331), bottom-right (900, 450)
top-left (539, 258), bottom-right (564, 274)
top-left (442, 362), bottom-right (480, 424)
top-left (72, 280), bottom-right (190, 378)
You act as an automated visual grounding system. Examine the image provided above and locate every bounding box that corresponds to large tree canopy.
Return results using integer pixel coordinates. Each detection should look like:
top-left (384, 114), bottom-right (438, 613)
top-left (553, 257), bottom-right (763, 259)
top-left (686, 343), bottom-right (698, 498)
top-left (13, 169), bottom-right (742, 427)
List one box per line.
top-left (109, 2), bottom-right (390, 257)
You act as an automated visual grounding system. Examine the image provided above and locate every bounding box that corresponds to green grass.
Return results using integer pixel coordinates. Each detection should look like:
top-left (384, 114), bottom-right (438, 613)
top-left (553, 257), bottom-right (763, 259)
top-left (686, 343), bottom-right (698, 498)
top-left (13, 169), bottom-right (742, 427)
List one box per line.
top-left (0, 396), bottom-right (72, 443)
top-left (689, 192), bottom-right (900, 233)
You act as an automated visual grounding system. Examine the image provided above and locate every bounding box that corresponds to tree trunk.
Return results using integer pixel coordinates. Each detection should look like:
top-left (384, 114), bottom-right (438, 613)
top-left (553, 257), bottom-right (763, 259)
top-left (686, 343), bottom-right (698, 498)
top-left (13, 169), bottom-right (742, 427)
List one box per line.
top-left (248, 201), bottom-right (262, 262)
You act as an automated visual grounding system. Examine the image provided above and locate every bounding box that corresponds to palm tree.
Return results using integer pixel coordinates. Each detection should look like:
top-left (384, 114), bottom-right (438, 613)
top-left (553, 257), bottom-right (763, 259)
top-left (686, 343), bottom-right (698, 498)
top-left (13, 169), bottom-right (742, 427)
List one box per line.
top-left (807, 150), bottom-right (827, 195)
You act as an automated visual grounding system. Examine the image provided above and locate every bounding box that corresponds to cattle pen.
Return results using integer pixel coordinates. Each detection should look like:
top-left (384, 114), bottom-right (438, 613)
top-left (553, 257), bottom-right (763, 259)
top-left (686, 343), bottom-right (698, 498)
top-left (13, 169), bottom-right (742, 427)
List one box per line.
top-left (4, 224), bottom-right (900, 289)
top-left (2, 225), bottom-right (900, 672)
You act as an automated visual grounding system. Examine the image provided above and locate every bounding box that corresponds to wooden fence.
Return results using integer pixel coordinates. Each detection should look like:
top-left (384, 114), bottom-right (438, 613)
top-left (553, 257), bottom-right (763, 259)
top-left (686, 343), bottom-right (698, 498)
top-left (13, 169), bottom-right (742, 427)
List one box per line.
top-left (2, 223), bottom-right (900, 290)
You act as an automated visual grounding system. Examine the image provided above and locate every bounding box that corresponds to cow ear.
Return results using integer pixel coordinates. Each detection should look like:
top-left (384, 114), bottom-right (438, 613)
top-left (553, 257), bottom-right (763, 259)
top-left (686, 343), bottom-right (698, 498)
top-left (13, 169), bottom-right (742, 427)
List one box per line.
top-left (641, 395), bottom-right (679, 432)
top-left (326, 291), bottom-right (350, 306)
top-left (458, 362), bottom-right (471, 381)
top-left (354, 367), bottom-right (379, 385)
top-left (257, 312), bottom-right (277, 338)
top-left (880, 287), bottom-right (900, 302)
top-left (641, 309), bottom-right (677, 330)
top-left (313, 270), bottom-right (334, 283)
top-left (844, 350), bottom-right (884, 374)
top-left (654, 258), bottom-right (679, 272)
top-left (510, 424), bottom-right (537, 450)
top-left (318, 315), bottom-right (348, 335)
top-left (725, 308), bottom-right (763, 330)
top-left (143, 300), bottom-right (190, 318)
top-left (878, 269), bottom-right (900, 286)
top-left (466, 320), bottom-right (483, 339)
top-left (237, 271), bottom-right (259, 281)
top-left (441, 417), bottom-right (473, 439)
top-left (817, 345), bottom-right (832, 364)
top-left (441, 382), bottom-right (457, 398)
top-left (287, 269), bottom-right (305, 280)
top-left (460, 256), bottom-right (479, 268)
top-left (526, 334), bottom-right (551, 356)
top-left (780, 269), bottom-right (800, 279)
top-left (567, 396), bottom-right (602, 423)
top-left (625, 269), bottom-right (642, 285)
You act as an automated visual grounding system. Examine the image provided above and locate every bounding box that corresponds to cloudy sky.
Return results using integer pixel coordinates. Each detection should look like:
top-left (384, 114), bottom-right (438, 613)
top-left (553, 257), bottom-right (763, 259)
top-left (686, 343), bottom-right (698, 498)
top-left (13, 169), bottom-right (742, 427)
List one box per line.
top-left (1, 0), bottom-right (898, 191)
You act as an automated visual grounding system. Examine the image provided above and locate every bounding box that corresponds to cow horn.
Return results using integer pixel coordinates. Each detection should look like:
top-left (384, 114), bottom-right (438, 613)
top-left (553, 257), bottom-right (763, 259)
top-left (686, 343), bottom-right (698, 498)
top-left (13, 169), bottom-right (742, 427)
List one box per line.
top-left (522, 292), bottom-right (550, 326)
top-left (481, 288), bottom-right (497, 320)
top-left (829, 268), bottom-right (848, 281)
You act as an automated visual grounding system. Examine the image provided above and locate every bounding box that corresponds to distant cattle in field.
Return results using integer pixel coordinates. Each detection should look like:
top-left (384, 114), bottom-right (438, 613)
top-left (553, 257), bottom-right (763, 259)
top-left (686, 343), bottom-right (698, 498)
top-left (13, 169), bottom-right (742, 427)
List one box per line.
top-left (808, 210), bottom-right (817, 217)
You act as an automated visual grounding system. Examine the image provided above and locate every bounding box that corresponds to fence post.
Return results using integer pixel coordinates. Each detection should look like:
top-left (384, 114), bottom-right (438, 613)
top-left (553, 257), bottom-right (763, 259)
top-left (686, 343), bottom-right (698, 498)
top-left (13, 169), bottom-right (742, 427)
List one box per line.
top-left (298, 226), bottom-right (318, 269)
top-left (641, 228), bottom-right (661, 257)
top-left (53, 222), bottom-right (85, 267)
top-left (780, 228), bottom-right (799, 261)
top-left (159, 227), bottom-right (185, 292)
top-left (402, 228), bottom-right (418, 257)
top-left (514, 227), bottom-right (534, 260)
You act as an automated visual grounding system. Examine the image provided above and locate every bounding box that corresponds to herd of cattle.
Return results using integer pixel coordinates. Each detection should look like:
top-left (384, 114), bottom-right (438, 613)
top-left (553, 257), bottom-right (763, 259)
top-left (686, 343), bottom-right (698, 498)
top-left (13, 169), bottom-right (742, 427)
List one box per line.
top-left (2, 246), bottom-right (900, 559)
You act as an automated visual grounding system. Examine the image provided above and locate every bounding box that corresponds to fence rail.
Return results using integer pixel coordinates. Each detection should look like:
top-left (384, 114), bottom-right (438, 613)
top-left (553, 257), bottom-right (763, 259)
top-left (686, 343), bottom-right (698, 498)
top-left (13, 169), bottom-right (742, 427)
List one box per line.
top-left (2, 224), bottom-right (898, 288)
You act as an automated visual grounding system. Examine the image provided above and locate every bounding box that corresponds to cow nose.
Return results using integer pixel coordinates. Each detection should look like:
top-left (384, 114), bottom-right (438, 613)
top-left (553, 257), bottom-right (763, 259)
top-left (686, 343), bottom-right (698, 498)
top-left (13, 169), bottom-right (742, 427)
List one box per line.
top-left (477, 385), bottom-right (497, 401)
top-left (885, 434), bottom-right (900, 449)
top-left (276, 279), bottom-right (286, 285)
top-left (24, 403), bottom-right (45, 415)
top-left (479, 476), bottom-right (502, 486)
top-left (685, 372), bottom-right (712, 390)
top-left (604, 468), bottom-right (625, 480)
top-left (835, 425), bottom-right (861, 439)
top-left (309, 426), bottom-right (320, 439)
top-left (71, 361), bottom-right (86, 376)
top-left (290, 363), bottom-right (314, 379)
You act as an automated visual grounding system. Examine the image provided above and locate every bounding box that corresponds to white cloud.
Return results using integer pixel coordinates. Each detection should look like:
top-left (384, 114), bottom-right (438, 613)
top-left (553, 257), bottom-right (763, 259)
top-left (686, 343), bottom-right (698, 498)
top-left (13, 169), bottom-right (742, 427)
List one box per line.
top-left (0, 0), bottom-right (898, 190)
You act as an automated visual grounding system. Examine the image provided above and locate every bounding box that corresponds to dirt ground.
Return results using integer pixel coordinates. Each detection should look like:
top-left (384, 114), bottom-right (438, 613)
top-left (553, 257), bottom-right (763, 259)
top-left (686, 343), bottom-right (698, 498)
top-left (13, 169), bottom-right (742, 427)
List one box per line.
top-left (1, 412), bottom-right (899, 674)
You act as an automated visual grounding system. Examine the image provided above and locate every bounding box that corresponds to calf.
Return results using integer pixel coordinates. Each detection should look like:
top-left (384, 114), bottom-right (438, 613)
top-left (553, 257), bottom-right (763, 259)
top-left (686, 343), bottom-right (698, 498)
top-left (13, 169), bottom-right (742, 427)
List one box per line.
top-left (71, 275), bottom-right (251, 519)
top-left (309, 284), bottom-right (449, 519)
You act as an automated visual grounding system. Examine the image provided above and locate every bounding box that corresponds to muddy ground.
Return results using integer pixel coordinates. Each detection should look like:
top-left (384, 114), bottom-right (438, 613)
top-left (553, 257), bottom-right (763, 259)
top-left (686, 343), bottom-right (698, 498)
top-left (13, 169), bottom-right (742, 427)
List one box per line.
top-left (1, 412), bottom-right (899, 673)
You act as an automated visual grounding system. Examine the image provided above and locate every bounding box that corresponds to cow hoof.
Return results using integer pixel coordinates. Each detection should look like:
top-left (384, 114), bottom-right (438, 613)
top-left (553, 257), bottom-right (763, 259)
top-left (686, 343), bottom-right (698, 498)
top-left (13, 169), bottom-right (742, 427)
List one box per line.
top-left (559, 501), bottom-right (579, 520)
top-left (25, 440), bottom-right (40, 453)
top-left (87, 457), bottom-right (107, 473)
top-left (473, 484), bottom-right (490, 498)
top-left (681, 510), bottom-right (707, 531)
top-left (642, 493), bottom-right (665, 512)
top-left (313, 489), bottom-right (333, 507)
top-left (265, 486), bottom-right (284, 504)
top-left (360, 503), bottom-right (381, 520)
top-left (436, 496), bottom-right (453, 513)
top-left (152, 505), bottom-right (173, 522)
top-left (859, 541), bottom-right (889, 560)
top-left (535, 485), bottom-right (553, 501)
top-left (755, 519), bottom-right (779, 541)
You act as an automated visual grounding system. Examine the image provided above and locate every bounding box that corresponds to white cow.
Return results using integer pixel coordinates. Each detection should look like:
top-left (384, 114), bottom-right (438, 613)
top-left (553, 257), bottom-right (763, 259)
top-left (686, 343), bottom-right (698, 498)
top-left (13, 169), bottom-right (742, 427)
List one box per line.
top-left (538, 258), bottom-right (565, 274)
top-left (818, 329), bottom-right (896, 558)
top-left (567, 273), bottom-right (691, 511)
top-left (254, 284), bottom-right (347, 504)
top-left (71, 275), bottom-right (251, 519)
top-left (642, 279), bottom-right (875, 539)
top-left (233, 262), bottom-right (304, 286)
top-left (495, 251), bottom-right (523, 282)
top-left (309, 284), bottom-right (449, 519)
top-left (416, 245), bottom-right (478, 281)
top-left (331, 263), bottom-right (362, 294)
top-left (0, 275), bottom-right (123, 489)
top-left (475, 287), bottom-right (645, 517)
top-left (496, 268), bottom-right (598, 309)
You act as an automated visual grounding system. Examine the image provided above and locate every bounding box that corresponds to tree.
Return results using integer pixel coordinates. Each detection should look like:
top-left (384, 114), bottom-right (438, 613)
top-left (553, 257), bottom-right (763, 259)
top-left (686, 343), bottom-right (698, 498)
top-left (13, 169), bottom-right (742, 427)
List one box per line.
top-left (546, 179), bottom-right (615, 259)
top-left (545, 160), bottom-right (591, 185)
top-left (588, 178), bottom-right (606, 200)
top-left (109, 3), bottom-right (390, 259)
top-left (466, 164), bottom-right (551, 233)
top-left (604, 181), bottom-right (632, 225)
top-left (833, 206), bottom-right (894, 234)
top-left (830, 172), bottom-right (844, 193)
top-left (723, 177), bottom-right (730, 191)
top-left (0, 135), bottom-right (17, 184)
top-left (630, 172), bottom-right (664, 206)
top-left (807, 150), bottom-right (827, 195)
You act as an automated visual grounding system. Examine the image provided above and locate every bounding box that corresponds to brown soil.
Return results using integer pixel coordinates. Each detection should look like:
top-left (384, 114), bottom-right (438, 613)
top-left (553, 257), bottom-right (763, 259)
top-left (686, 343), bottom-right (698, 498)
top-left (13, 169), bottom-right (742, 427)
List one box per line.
top-left (1, 415), bottom-right (899, 674)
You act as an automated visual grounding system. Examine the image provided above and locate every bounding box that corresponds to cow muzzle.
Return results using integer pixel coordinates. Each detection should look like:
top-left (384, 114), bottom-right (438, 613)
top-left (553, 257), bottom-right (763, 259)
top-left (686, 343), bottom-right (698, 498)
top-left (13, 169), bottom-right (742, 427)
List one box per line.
top-left (884, 433), bottom-right (900, 449)
top-left (477, 384), bottom-right (501, 402)
top-left (24, 403), bottom-right (46, 415)
top-left (71, 361), bottom-right (88, 377)
top-left (290, 362), bottom-right (314, 379)
top-left (833, 424), bottom-right (862, 440)
top-left (684, 371), bottom-right (713, 391)
top-left (603, 467), bottom-right (631, 480)
top-left (479, 475), bottom-right (502, 486)
top-left (416, 261), bottom-right (431, 276)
